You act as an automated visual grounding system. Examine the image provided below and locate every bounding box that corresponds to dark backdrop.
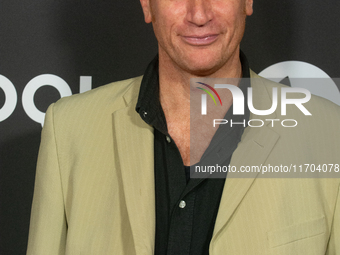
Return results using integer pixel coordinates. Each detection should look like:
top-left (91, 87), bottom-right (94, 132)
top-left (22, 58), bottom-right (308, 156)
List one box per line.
top-left (0, 1), bottom-right (339, 254)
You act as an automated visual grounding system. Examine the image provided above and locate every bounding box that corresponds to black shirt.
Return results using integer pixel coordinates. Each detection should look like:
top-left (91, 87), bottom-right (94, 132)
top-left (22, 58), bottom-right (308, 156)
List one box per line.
top-left (136, 51), bottom-right (250, 255)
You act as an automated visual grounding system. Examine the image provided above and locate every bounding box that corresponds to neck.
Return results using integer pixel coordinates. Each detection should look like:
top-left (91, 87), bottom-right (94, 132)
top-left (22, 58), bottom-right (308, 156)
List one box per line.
top-left (158, 47), bottom-right (242, 165)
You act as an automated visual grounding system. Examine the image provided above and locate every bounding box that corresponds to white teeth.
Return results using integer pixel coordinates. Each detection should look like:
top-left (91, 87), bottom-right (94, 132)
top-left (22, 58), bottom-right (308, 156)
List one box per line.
top-left (194, 36), bottom-right (211, 40)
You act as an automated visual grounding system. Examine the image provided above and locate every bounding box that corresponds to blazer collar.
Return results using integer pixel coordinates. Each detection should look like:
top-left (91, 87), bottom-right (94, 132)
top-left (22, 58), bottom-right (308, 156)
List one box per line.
top-left (211, 70), bottom-right (281, 244)
top-left (113, 71), bottom-right (282, 253)
top-left (113, 77), bottom-right (156, 254)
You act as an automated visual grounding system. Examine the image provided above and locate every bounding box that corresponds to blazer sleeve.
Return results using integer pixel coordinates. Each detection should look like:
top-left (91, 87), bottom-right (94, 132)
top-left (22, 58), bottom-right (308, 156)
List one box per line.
top-left (326, 183), bottom-right (340, 255)
top-left (26, 104), bottom-right (67, 255)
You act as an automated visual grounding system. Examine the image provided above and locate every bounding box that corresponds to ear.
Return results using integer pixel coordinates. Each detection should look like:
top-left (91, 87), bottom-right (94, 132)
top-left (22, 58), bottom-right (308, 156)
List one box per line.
top-left (245, 0), bottom-right (253, 16)
top-left (140, 0), bottom-right (153, 23)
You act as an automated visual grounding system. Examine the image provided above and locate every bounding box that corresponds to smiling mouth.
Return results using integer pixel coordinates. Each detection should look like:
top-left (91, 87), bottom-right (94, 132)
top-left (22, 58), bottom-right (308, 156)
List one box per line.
top-left (182, 34), bottom-right (219, 46)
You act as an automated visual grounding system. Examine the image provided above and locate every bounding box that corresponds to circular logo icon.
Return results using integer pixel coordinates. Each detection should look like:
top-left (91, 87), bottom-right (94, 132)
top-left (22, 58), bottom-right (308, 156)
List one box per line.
top-left (259, 61), bottom-right (340, 105)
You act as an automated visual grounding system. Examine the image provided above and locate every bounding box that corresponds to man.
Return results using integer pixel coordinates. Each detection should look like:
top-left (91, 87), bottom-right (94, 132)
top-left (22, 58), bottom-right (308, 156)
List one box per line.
top-left (27, 0), bottom-right (340, 254)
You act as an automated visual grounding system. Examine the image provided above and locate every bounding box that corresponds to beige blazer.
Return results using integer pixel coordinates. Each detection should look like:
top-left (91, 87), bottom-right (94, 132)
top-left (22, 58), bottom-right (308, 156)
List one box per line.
top-left (27, 71), bottom-right (340, 254)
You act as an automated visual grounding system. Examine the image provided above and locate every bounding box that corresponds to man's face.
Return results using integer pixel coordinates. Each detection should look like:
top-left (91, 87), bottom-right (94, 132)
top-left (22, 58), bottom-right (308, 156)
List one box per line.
top-left (140, 0), bottom-right (253, 76)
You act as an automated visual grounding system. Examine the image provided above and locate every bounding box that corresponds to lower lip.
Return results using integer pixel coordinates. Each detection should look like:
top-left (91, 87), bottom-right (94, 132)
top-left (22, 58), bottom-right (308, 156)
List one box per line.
top-left (182, 35), bottom-right (219, 46)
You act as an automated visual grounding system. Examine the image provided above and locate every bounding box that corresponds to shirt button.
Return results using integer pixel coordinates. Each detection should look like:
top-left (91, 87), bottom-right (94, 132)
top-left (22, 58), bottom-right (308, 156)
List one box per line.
top-left (179, 200), bottom-right (186, 209)
top-left (166, 136), bottom-right (171, 143)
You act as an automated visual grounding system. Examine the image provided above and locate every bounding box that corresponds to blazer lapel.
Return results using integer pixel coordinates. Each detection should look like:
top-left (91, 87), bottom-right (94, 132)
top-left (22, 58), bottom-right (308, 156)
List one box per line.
top-left (211, 72), bottom-right (281, 241)
top-left (112, 80), bottom-right (156, 254)
top-left (110, 73), bottom-right (283, 252)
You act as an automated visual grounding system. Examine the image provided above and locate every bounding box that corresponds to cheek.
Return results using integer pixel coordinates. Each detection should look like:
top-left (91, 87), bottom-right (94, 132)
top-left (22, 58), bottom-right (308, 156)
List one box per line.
top-left (152, 1), bottom-right (185, 22)
top-left (154, 6), bottom-right (186, 44)
top-left (216, 4), bottom-right (246, 32)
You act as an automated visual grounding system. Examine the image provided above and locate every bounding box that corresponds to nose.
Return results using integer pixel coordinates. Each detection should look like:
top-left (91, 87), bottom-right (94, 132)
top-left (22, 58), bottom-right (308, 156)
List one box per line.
top-left (186, 0), bottom-right (213, 26)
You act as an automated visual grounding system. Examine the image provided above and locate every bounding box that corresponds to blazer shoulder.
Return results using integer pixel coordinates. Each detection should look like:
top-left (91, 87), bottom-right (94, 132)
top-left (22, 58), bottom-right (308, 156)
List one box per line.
top-left (50, 76), bottom-right (143, 119)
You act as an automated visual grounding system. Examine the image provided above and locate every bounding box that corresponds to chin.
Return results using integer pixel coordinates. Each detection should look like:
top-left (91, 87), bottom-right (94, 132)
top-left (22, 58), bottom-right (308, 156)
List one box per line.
top-left (179, 50), bottom-right (226, 76)
top-left (183, 60), bottom-right (224, 77)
